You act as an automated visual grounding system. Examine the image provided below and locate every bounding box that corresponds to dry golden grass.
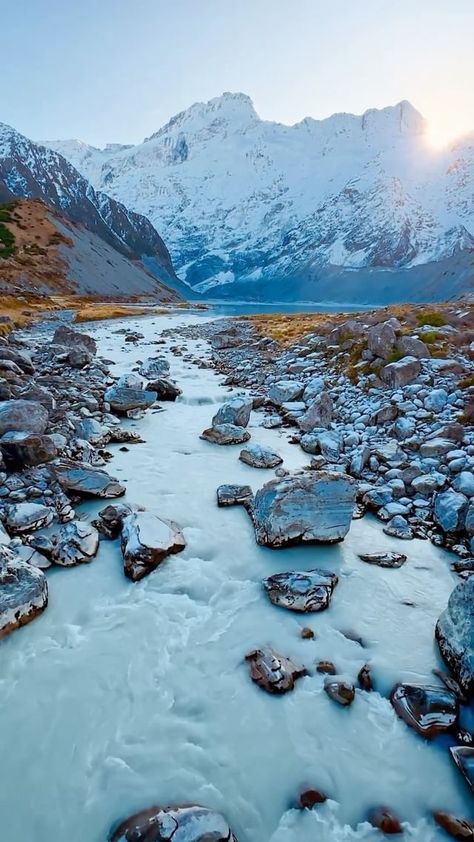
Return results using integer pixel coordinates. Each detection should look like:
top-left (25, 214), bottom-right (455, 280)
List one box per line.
top-left (240, 312), bottom-right (354, 345)
top-left (0, 293), bottom-right (60, 334)
top-left (72, 302), bottom-right (166, 323)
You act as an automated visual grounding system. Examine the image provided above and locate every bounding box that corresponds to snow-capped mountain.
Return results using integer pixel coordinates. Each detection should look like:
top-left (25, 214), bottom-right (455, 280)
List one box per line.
top-left (45, 92), bottom-right (474, 302)
top-left (0, 121), bottom-right (186, 293)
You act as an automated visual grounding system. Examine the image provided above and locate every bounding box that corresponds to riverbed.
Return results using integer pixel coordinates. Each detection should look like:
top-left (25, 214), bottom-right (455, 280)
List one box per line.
top-left (0, 308), bottom-right (470, 841)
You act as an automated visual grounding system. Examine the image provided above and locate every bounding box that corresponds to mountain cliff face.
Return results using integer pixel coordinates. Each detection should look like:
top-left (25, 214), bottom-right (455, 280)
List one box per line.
top-left (0, 121), bottom-right (190, 295)
top-left (45, 92), bottom-right (474, 302)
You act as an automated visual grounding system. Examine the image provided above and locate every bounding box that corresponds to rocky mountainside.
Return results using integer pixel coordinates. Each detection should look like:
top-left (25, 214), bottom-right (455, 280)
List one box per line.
top-left (45, 93), bottom-right (474, 303)
top-left (0, 122), bottom-right (190, 298)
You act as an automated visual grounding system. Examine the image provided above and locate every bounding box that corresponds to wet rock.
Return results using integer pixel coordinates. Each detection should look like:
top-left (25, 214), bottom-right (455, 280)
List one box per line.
top-left (433, 811), bottom-right (474, 840)
top-left (450, 746), bottom-right (474, 793)
top-left (434, 490), bottom-right (468, 533)
top-left (268, 380), bottom-right (304, 406)
top-left (212, 397), bottom-right (253, 428)
top-left (52, 460), bottom-right (126, 498)
top-left (245, 646), bottom-right (306, 694)
top-left (299, 789), bottom-right (327, 808)
top-left (263, 569), bottom-right (338, 612)
top-left (51, 520), bottom-right (99, 566)
top-left (368, 807), bottom-right (403, 834)
top-left (390, 683), bottom-right (458, 737)
top-left (298, 392), bottom-right (333, 432)
top-left (109, 804), bottom-right (238, 842)
top-left (0, 431), bottom-right (57, 470)
top-left (0, 549), bottom-right (48, 636)
top-left (239, 443), bottom-right (283, 468)
top-left (216, 484), bottom-right (253, 507)
top-left (436, 577), bottom-right (474, 696)
top-left (200, 424), bottom-right (250, 445)
top-left (432, 669), bottom-right (467, 703)
top-left (367, 322), bottom-right (397, 359)
top-left (121, 511), bottom-right (186, 581)
top-left (93, 502), bottom-right (138, 538)
top-left (104, 385), bottom-right (157, 414)
top-left (324, 679), bottom-right (355, 705)
top-left (382, 356), bottom-right (421, 388)
top-left (250, 472), bottom-right (355, 547)
top-left (358, 664), bottom-right (373, 691)
top-left (15, 543), bottom-right (51, 570)
top-left (358, 551), bottom-right (407, 568)
top-left (0, 399), bottom-right (49, 436)
top-left (301, 627), bottom-right (314, 639)
top-left (73, 419), bottom-right (110, 446)
top-left (6, 502), bottom-right (54, 534)
top-left (53, 324), bottom-right (96, 355)
top-left (317, 660), bottom-right (336, 674)
top-left (383, 515), bottom-right (413, 540)
top-left (138, 356), bottom-right (170, 378)
top-left (146, 377), bottom-right (182, 401)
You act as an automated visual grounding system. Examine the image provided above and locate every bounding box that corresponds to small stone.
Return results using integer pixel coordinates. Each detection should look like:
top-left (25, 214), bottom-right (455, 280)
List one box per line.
top-left (368, 807), bottom-right (403, 834)
top-left (317, 660), bottom-right (336, 674)
top-left (301, 627), bottom-right (315, 639)
top-left (299, 789), bottom-right (327, 808)
top-left (324, 679), bottom-right (355, 705)
top-left (358, 551), bottom-right (407, 568)
top-left (245, 647), bottom-right (306, 694)
top-left (358, 664), bottom-right (373, 691)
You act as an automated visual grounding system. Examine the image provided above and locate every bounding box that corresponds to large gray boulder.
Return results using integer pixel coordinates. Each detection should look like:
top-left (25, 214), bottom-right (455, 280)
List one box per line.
top-left (298, 392), bottom-right (333, 432)
top-left (0, 549), bottom-right (48, 637)
top-left (212, 397), bottom-right (253, 428)
top-left (268, 380), bottom-right (304, 406)
top-left (381, 356), bottom-right (421, 388)
top-left (200, 424), bottom-right (250, 445)
top-left (109, 804), bottom-right (238, 842)
top-left (53, 324), bottom-right (96, 354)
top-left (121, 511), bottom-right (186, 581)
top-left (6, 502), bottom-right (54, 534)
top-left (367, 322), bottom-right (397, 359)
top-left (138, 356), bottom-right (170, 378)
top-left (434, 490), bottom-right (468, 533)
top-left (52, 460), bottom-right (126, 498)
top-left (436, 578), bottom-right (474, 697)
top-left (397, 336), bottom-right (430, 358)
top-left (0, 431), bottom-right (57, 469)
top-left (0, 400), bottom-right (49, 436)
top-left (104, 385), bottom-right (157, 414)
top-left (248, 472), bottom-right (355, 547)
top-left (263, 568), bottom-right (338, 611)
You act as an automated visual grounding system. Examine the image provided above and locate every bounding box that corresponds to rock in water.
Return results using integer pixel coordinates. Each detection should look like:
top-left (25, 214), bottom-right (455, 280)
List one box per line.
top-left (299, 789), bottom-right (327, 808)
top-left (216, 484), bottom-right (253, 507)
top-left (262, 569), bottom-right (338, 612)
top-left (324, 680), bottom-right (355, 705)
top-left (450, 747), bottom-right (474, 794)
top-left (358, 552), bottom-right (407, 568)
top-left (0, 399), bottom-right (49, 436)
top-left (200, 424), bottom-right (251, 445)
top-left (434, 811), bottom-right (474, 839)
top-left (120, 511), bottom-right (186, 581)
top-left (92, 503), bottom-right (138, 538)
top-left (52, 460), bottom-right (126, 498)
top-left (245, 647), bottom-right (306, 694)
top-left (390, 683), bottom-right (458, 737)
top-left (249, 472), bottom-right (355, 547)
top-left (109, 804), bottom-right (238, 842)
top-left (0, 549), bottom-right (48, 637)
top-left (104, 385), bottom-right (157, 414)
top-left (239, 443), bottom-right (283, 468)
top-left (436, 578), bottom-right (474, 697)
top-left (146, 377), bottom-right (182, 401)
top-left (212, 397), bottom-right (253, 427)
top-left (368, 807), bottom-right (403, 834)
top-left (138, 356), bottom-right (170, 378)
top-left (51, 521), bottom-right (99, 566)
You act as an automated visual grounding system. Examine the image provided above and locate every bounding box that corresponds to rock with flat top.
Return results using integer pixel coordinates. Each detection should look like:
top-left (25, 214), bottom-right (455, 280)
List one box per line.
top-left (268, 380), bottom-right (304, 406)
top-left (0, 549), bottom-right (48, 637)
top-left (358, 552), bottom-right (407, 568)
top-left (216, 484), bottom-right (253, 507)
top-left (52, 460), bottom-right (126, 498)
top-left (239, 443), bottom-right (282, 468)
top-left (51, 521), bottom-right (99, 566)
top-left (53, 325), bottom-right (96, 354)
top-left (200, 424), bottom-right (250, 445)
top-left (109, 804), bottom-right (238, 842)
top-left (382, 356), bottom-right (421, 387)
top-left (6, 502), bottom-right (53, 534)
top-left (263, 569), bottom-right (338, 611)
top-left (104, 385), bottom-right (157, 414)
top-left (120, 511), bottom-right (186, 581)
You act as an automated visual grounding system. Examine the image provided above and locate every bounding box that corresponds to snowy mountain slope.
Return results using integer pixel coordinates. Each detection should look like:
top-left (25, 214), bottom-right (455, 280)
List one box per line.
top-left (45, 93), bottom-right (474, 300)
top-left (0, 121), bottom-right (190, 296)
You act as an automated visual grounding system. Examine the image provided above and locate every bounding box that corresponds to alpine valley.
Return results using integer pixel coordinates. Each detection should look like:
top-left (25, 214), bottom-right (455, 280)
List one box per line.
top-left (44, 92), bottom-right (474, 303)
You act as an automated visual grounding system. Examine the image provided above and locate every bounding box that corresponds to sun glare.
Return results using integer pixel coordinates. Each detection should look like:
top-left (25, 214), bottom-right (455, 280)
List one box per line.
top-left (426, 118), bottom-right (473, 149)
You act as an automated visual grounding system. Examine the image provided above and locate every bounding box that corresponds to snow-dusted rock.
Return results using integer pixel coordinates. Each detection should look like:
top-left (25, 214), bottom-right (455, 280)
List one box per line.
top-left (263, 569), bottom-right (338, 611)
top-left (146, 377), bottom-right (182, 401)
top-left (120, 511), bottom-right (186, 581)
top-left (212, 396), bottom-right (253, 427)
top-left (109, 804), bottom-right (238, 842)
top-left (436, 577), bottom-right (474, 696)
top-left (6, 502), bottom-right (53, 534)
top-left (0, 549), bottom-right (48, 637)
top-left (239, 443), bottom-right (282, 468)
top-left (248, 472), bottom-right (355, 547)
top-left (245, 646), bottom-right (306, 694)
top-left (51, 520), bottom-right (99, 566)
top-left (358, 552), bottom-right (407, 568)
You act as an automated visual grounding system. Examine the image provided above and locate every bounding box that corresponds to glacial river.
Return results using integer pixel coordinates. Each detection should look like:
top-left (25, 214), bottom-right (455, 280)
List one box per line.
top-left (0, 308), bottom-right (471, 841)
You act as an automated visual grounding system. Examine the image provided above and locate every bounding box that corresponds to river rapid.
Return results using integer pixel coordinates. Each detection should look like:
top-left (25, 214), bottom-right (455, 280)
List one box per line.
top-left (0, 308), bottom-right (470, 841)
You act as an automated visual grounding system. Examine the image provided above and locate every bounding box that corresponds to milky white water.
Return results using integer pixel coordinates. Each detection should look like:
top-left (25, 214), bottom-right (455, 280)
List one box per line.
top-left (0, 310), bottom-right (471, 841)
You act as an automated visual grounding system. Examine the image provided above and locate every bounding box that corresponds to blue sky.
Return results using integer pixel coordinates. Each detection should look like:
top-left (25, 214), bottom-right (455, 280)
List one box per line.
top-left (3, 0), bottom-right (473, 146)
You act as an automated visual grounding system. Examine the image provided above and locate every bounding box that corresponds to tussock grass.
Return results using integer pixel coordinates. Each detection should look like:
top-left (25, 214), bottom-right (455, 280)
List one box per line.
top-left (416, 310), bottom-right (447, 327)
top-left (72, 301), bottom-right (167, 323)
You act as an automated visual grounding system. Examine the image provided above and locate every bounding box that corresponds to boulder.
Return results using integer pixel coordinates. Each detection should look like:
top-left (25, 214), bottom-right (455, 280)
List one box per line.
top-left (0, 347), bottom-right (34, 374)
top-left (382, 357), bottom-right (421, 388)
top-left (324, 680), bottom-right (355, 706)
top-left (53, 325), bottom-right (96, 355)
top-left (0, 549), bottom-right (48, 637)
top-left (0, 399), bottom-right (49, 436)
top-left (368, 808), bottom-right (403, 834)
top-left (268, 380), bottom-right (304, 406)
top-left (397, 336), bottom-right (430, 358)
top-left (0, 431), bottom-right (57, 469)
top-left (73, 419), bottom-right (110, 446)
top-left (249, 472), bottom-right (355, 547)
top-left (51, 520), bottom-right (99, 566)
top-left (245, 646), bottom-right (306, 694)
top-left (358, 552), bottom-right (407, 568)
top-left (436, 578), bottom-right (473, 696)
top-left (239, 443), bottom-right (282, 468)
top-left (434, 490), bottom-right (468, 533)
top-left (104, 385), bottom-right (157, 414)
top-left (200, 424), bottom-right (250, 445)
top-left (298, 392), bottom-right (333, 432)
top-left (263, 569), bottom-right (338, 612)
top-left (121, 511), bottom-right (186, 581)
top-left (212, 397), bottom-right (253, 428)
top-left (52, 460), bottom-right (126, 498)
top-left (109, 804), bottom-right (238, 842)
top-left (67, 347), bottom-right (93, 368)
top-left (367, 322), bottom-right (397, 359)
top-left (452, 472), bottom-right (474, 498)
top-left (434, 811), bottom-right (474, 839)
top-left (383, 515), bottom-right (413, 540)
top-left (216, 484), bottom-right (253, 507)
top-left (390, 683), bottom-right (458, 737)
top-left (450, 747), bottom-right (474, 794)
top-left (6, 502), bottom-right (54, 534)
top-left (424, 389), bottom-right (448, 413)
top-left (146, 377), bottom-right (182, 401)
top-left (92, 503), bottom-right (138, 538)
top-left (138, 356), bottom-right (170, 378)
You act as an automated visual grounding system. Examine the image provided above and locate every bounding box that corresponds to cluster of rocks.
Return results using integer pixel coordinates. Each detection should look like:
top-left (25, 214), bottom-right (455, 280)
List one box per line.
top-left (0, 321), bottom-right (185, 634)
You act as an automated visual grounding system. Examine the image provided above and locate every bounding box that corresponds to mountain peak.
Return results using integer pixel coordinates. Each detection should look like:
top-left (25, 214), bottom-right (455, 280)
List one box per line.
top-left (144, 91), bottom-right (258, 142)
